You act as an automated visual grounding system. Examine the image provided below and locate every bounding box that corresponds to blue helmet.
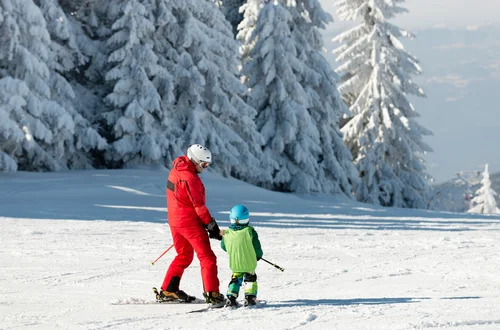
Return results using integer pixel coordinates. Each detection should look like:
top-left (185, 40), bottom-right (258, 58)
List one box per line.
top-left (229, 204), bottom-right (250, 225)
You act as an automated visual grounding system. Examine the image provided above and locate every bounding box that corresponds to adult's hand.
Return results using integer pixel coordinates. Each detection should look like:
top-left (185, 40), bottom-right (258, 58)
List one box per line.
top-left (207, 218), bottom-right (222, 241)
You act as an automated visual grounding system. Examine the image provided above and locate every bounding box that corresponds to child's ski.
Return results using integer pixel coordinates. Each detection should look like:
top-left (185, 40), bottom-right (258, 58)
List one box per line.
top-left (187, 306), bottom-right (213, 313)
top-left (187, 300), bottom-right (267, 313)
top-left (237, 300), bottom-right (267, 309)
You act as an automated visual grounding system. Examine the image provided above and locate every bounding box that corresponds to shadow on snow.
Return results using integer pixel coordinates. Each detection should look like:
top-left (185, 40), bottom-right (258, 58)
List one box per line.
top-left (269, 296), bottom-right (481, 308)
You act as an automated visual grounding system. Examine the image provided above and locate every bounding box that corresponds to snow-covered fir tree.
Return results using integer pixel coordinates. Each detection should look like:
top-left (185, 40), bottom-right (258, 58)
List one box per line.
top-left (159, 0), bottom-right (271, 183)
top-left (333, 0), bottom-right (432, 207)
top-left (0, 0), bottom-right (76, 171)
top-left (101, 0), bottom-right (169, 166)
top-left (59, 0), bottom-right (270, 183)
top-left (59, 0), bottom-right (118, 169)
top-left (468, 164), bottom-right (500, 214)
top-left (237, 0), bottom-right (261, 64)
top-left (239, 1), bottom-right (323, 193)
top-left (142, 0), bottom-right (185, 166)
top-left (219, 0), bottom-right (246, 37)
top-left (55, 0), bottom-right (180, 168)
top-left (36, 0), bottom-right (107, 169)
top-left (238, 0), bottom-right (356, 194)
top-left (0, 77), bottom-right (30, 172)
top-left (288, 0), bottom-right (358, 195)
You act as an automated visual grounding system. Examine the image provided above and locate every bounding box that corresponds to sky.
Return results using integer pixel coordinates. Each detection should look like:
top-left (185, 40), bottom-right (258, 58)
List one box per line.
top-left (318, 0), bottom-right (500, 183)
top-left (319, 0), bottom-right (500, 31)
top-left (1, 168), bottom-right (500, 329)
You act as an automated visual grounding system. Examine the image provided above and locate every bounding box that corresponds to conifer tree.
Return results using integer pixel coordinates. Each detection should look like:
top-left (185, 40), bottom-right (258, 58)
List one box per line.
top-left (0, 77), bottom-right (30, 171)
top-left (102, 0), bottom-right (167, 166)
top-left (238, 0), bottom-right (356, 194)
top-left (59, 0), bottom-right (122, 168)
top-left (289, 0), bottom-right (358, 195)
top-left (63, 0), bottom-right (269, 181)
top-left (219, 0), bottom-right (246, 37)
top-left (468, 164), bottom-right (500, 214)
top-left (36, 0), bottom-right (107, 169)
top-left (0, 0), bottom-right (75, 171)
top-left (333, 0), bottom-right (432, 207)
top-left (143, 0), bottom-right (185, 166)
top-left (239, 1), bottom-right (323, 192)
top-left (164, 0), bottom-right (270, 183)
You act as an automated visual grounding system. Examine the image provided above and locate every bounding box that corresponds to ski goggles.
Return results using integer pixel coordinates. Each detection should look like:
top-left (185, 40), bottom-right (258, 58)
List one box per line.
top-left (200, 161), bottom-right (210, 169)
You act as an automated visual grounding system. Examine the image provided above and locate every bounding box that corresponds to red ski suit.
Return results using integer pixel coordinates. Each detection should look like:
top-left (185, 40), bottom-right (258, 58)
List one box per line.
top-left (162, 155), bottom-right (220, 293)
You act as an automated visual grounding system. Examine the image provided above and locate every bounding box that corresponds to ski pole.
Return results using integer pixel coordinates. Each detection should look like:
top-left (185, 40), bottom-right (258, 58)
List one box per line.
top-left (261, 258), bottom-right (284, 272)
top-left (151, 244), bottom-right (175, 266)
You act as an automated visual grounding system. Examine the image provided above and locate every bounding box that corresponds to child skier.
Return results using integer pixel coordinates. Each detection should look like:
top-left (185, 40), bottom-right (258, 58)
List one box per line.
top-left (221, 204), bottom-right (263, 307)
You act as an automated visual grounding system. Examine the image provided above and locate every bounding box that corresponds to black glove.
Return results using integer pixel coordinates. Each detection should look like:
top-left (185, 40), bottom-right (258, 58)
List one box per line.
top-left (207, 218), bottom-right (222, 241)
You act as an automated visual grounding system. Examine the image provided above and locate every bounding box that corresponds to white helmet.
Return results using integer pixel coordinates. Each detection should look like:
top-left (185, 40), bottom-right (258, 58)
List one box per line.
top-left (187, 144), bottom-right (212, 164)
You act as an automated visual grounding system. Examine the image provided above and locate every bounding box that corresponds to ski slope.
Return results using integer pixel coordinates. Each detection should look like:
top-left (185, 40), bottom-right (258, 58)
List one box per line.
top-left (1, 168), bottom-right (500, 329)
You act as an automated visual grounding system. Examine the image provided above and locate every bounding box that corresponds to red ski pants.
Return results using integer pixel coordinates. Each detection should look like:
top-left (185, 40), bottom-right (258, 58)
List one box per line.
top-left (162, 224), bottom-right (220, 293)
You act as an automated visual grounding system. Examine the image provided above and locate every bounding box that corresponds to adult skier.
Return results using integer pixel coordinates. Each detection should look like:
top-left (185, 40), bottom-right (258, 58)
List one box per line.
top-left (156, 144), bottom-right (226, 308)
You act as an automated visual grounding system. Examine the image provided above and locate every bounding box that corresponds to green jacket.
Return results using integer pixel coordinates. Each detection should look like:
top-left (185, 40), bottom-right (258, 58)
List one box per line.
top-left (221, 224), bottom-right (263, 273)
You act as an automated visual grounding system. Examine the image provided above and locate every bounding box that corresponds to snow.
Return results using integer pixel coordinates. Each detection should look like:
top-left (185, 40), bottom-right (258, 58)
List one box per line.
top-left (1, 168), bottom-right (500, 329)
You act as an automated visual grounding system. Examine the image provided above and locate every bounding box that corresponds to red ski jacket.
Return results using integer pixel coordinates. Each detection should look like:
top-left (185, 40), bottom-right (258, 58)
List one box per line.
top-left (166, 155), bottom-right (213, 228)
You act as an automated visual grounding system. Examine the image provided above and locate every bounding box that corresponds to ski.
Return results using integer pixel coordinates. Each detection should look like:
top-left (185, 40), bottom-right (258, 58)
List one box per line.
top-left (112, 298), bottom-right (205, 305)
top-left (187, 300), bottom-right (267, 313)
top-left (234, 300), bottom-right (267, 309)
top-left (187, 306), bottom-right (213, 313)
top-left (187, 304), bottom-right (230, 313)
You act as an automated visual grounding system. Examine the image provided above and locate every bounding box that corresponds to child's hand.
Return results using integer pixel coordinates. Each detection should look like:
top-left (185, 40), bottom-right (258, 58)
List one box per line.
top-left (220, 229), bottom-right (226, 236)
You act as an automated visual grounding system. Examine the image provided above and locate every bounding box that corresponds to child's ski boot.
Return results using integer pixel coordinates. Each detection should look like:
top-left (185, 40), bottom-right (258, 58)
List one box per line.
top-left (244, 295), bottom-right (256, 307)
top-left (226, 295), bottom-right (238, 307)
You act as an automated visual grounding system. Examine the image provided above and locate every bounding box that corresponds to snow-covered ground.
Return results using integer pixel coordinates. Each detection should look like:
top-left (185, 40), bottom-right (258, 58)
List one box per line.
top-left (1, 168), bottom-right (500, 329)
